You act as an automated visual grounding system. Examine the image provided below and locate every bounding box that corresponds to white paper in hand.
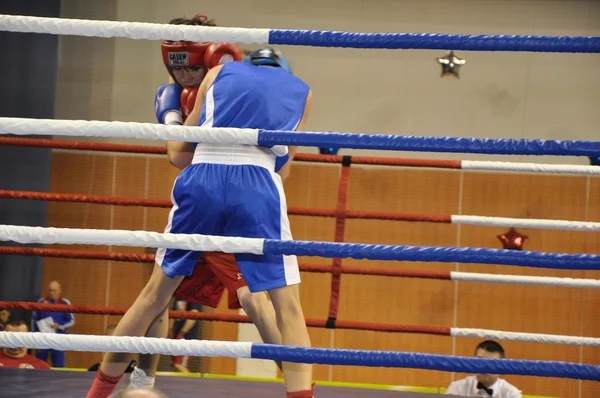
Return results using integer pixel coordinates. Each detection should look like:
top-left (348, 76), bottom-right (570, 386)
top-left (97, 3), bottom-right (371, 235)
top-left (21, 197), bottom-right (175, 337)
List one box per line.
top-left (37, 317), bottom-right (55, 333)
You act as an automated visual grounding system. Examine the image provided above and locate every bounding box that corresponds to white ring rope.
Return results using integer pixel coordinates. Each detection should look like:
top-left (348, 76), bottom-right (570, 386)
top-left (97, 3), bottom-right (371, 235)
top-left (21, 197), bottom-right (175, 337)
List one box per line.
top-left (1, 117), bottom-right (599, 176)
top-left (450, 272), bottom-right (600, 288)
top-left (450, 329), bottom-right (600, 346)
top-left (0, 117), bottom-right (259, 144)
top-left (0, 225), bottom-right (265, 254)
top-left (451, 215), bottom-right (600, 231)
top-left (462, 160), bottom-right (600, 176)
top-left (1, 224), bottom-right (600, 289)
top-left (0, 14), bottom-right (270, 43)
top-left (0, 332), bottom-right (252, 357)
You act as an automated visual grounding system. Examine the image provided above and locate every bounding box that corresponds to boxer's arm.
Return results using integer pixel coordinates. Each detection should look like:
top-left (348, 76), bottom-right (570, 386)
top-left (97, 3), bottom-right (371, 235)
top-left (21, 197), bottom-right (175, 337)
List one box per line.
top-left (297, 89), bottom-right (313, 132)
top-left (277, 89), bottom-right (313, 181)
top-left (184, 64), bottom-right (223, 127)
top-left (167, 66), bottom-right (223, 169)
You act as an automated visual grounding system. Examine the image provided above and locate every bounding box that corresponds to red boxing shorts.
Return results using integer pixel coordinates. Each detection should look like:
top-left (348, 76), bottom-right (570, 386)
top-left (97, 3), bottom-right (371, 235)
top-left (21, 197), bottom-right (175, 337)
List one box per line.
top-left (173, 251), bottom-right (247, 310)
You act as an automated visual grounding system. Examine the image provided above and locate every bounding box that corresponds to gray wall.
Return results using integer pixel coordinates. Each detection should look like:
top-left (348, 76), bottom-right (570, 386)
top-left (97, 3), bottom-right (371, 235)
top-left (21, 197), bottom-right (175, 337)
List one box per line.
top-left (0, 0), bottom-right (60, 322)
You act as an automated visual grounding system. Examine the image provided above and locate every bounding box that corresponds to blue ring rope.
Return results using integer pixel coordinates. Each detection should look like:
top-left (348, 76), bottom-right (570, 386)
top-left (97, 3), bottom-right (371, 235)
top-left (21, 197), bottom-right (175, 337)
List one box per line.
top-left (257, 131), bottom-right (600, 157)
top-left (268, 30), bottom-right (600, 53)
top-left (251, 344), bottom-right (600, 381)
top-left (263, 241), bottom-right (600, 270)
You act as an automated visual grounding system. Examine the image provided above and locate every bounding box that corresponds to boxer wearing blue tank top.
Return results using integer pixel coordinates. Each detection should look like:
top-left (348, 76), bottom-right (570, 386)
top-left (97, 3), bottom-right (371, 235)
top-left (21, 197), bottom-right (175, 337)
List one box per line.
top-left (160, 52), bottom-right (310, 290)
top-left (86, 46), bottom-right (314, 397)
top-left (164, 48), bottom-right (316, 397)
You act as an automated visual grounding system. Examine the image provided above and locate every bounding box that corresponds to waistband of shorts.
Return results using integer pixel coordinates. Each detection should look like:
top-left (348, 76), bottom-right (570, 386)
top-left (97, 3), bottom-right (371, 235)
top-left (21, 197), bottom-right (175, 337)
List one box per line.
top-left (191, 144), bottom-right (276, 170)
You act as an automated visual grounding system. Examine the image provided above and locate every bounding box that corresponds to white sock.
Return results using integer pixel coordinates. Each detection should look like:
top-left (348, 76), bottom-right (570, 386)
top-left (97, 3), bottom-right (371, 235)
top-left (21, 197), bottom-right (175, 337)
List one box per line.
top-left (128, 366), bottom-right (156, 388)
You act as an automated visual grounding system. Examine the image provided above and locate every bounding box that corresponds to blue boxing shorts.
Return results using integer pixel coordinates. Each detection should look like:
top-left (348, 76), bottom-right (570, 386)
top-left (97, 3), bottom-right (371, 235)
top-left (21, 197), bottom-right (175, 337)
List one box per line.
top-left (155, 162), bottom-right (300, 293)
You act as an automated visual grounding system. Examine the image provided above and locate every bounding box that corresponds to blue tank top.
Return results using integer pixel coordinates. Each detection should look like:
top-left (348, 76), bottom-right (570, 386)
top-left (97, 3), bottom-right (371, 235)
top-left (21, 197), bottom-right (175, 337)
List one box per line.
top-left (199, 62), bottom-right (310, 130)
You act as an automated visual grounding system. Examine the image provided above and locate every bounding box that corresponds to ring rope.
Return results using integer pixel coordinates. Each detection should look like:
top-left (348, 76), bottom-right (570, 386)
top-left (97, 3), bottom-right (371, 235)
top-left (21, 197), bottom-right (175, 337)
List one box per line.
top-left (3, 246), bottom-right (599, 289)
top-left (2, 301), bottom-right (599, 346)
top-left (328, 159), bottom-right (351, 320)
top-left (1, 224), bottom-right (599, 270)
top-left (2, 117), bottom-right (600, 156)
top-left (0, 332), bottom-right (598, 381)
top-left (3, 136), bottom-right (599, 176)
top-left (0, 136), bottom-right (167, 154)
top-left (2, 189), bottom-right (599, 232)
top-left (0, 14), bottom-right (599, 53)
top-left (0, 301), bottom-right (447, 335)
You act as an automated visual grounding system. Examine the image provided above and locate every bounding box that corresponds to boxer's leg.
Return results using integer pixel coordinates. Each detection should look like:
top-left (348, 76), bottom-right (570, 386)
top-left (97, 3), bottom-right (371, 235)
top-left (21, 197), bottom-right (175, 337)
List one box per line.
top-left (129, 307), bottom-right (169, 388)
top-left (87, 164), bottom-right (223, 398)
top-left (225, 165), bottom-right (312, 395)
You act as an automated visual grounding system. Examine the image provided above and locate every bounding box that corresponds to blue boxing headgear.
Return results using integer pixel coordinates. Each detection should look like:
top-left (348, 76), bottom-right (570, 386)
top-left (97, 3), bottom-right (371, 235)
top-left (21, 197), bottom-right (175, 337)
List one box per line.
top-left (245, 48), bottom-right (292, 74)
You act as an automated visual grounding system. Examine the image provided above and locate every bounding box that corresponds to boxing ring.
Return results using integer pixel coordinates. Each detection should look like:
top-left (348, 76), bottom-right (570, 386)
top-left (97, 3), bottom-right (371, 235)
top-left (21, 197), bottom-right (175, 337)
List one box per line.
top-left (0, 13), bottom-right (600, 398)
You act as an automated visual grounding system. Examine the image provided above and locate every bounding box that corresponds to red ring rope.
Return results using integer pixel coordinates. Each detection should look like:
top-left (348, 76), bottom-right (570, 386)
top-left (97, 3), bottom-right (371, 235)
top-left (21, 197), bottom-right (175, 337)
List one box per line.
top-left (0, 190), bottom-right (452, 224)
top-left (0, 246), bottom-right (451, 280)
top-left (0, 137), bottom-right (166, 154)
top-left (0, 301), bottom-right (451, 336)
top-left (328, 159), bottom-right (351, 321)
top-left (0, 137), bottom-right (462, 169)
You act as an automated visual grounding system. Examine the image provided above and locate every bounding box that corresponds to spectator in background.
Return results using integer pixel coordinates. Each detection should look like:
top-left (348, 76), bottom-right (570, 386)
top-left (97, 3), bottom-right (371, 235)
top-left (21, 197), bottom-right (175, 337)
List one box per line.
top-left (32, 280), bottom-right (75, 367)
top-left (168, 299), bottom-right (202, 373)
top-left (0, 320), bottom-right (50, 369)
top-left (0, 309), bottom-right (10, 331)
top-left (89, 323), bottom-right (137, 373)
top-left (446, 340), bottom-right (521, 397)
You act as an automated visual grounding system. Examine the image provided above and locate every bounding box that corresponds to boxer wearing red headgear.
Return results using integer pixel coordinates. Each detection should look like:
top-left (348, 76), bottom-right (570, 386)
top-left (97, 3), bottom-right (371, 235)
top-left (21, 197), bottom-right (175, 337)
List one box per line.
top-left (156, 36), bottom-right (243, 125)
top-left (155, 14), bottom-right (243, 125)
top-left (161, 14), bottom-right (242, 88)
top-left (161, 40), bottom-right (242, 87)
top-left (131, 17), bottom-right (283, 394)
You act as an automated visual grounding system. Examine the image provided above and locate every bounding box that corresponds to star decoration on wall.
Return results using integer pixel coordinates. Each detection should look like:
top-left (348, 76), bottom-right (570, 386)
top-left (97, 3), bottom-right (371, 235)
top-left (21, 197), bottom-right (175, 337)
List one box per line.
top-left (436, 50), bottom-right (466, 78)
top-left (497, 228), bottom-right (528, 251)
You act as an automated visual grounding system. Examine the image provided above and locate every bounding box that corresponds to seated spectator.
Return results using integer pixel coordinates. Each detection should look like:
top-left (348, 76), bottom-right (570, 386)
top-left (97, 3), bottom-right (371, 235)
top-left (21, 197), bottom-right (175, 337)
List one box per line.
top-left (446, 340), bottom-right (521, 397)
top-left (89, 323), bottom-right (136, 373)
top-left (0, 309), bottom-right (9, 331)
top-left (0, 320), bottom-right (51, 369)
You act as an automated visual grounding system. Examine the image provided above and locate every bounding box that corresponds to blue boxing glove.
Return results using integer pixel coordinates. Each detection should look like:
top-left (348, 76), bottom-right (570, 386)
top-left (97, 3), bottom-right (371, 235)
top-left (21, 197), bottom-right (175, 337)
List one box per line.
top-left (275, 153), bottom-right (290, 172)
top-left (155, 83), bottom-right (183, 125)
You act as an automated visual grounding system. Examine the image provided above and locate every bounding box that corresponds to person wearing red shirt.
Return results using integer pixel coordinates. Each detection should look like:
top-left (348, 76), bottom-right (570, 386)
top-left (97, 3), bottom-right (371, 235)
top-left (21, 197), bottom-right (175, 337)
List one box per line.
top-left (0, 320), bottom-right (51, 369)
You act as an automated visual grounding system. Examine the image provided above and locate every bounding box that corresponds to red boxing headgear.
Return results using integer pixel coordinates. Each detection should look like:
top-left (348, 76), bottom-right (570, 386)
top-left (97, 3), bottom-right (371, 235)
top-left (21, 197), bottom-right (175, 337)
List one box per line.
top-left (161, 41), bottom-right (243, 83)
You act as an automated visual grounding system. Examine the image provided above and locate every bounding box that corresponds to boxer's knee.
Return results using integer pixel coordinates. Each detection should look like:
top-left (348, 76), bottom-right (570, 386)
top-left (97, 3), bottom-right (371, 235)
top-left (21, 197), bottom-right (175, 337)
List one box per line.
top-left (268, 285), bottom-right (304, 326)
top-left (136, 287), bottom-right (168, 316)
top-left (238, 287), bottom-right (269, 317)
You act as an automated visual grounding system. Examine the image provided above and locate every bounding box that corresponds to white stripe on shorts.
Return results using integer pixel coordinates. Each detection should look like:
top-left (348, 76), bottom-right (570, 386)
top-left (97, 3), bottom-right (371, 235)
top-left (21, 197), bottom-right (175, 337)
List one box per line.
top-left (154, 178), bottom-right (180, 266)
top-left (269, 170), bottom-right (301, 286)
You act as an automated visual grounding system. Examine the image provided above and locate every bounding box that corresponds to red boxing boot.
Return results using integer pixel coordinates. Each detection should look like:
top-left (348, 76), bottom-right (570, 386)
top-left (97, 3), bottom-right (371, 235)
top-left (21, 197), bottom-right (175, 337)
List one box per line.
top-left (287, 383), bottom-right (316, 398)
top-left (169, 332), bottom-right (186, 367)
top-left (85, 369), bottom-right (122, 398)
top-left (169, 354), bottom-right (184, 368)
